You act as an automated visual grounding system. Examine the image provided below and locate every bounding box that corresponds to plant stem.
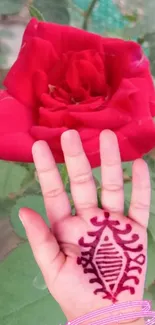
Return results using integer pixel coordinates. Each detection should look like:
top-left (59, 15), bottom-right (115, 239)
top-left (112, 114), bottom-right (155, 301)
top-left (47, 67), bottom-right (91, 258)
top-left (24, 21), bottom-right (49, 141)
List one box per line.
top-left (82, 0), bottom-right (98, 30)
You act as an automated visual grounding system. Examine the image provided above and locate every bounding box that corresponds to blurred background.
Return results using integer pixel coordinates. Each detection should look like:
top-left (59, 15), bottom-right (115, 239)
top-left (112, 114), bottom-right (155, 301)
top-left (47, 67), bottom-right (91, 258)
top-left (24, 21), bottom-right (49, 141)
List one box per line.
top-left (0, 1), bottom-right (155, 325)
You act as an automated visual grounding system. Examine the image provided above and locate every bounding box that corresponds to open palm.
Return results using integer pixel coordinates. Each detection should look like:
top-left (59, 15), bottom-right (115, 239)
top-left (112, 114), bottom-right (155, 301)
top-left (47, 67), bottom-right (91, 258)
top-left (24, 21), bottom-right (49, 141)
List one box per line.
top-left (20, 130), bottom-right (150, 321)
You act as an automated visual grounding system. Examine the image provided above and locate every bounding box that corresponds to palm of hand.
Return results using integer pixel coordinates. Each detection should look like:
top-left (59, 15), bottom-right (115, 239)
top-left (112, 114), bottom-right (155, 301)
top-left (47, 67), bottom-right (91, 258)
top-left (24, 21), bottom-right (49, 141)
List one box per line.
top-left (52, 210), bottom-right (147, 319)
top-left (20, 130), bottom-right (150, 321)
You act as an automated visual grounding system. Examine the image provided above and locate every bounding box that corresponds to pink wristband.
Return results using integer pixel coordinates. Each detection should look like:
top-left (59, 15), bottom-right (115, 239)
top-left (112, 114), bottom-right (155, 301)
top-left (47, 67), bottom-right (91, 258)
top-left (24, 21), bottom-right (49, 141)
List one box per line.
top-left (65, 301), bottom-right (155, 325)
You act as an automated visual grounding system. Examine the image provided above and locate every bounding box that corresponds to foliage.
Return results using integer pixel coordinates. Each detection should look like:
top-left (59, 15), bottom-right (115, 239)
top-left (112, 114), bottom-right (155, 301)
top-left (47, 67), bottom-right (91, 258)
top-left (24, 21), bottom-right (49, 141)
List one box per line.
top-left (0, 0), bottom-right (155, 321)
top-left (0, 243), bottom-right (66, 325)
top-left (0, 30), bottom-right (12, 68)
top-left (0, 161), bottom-right (29, 199)
top-left (145, 231), bottom-right (155, 289)
top-left (31, 0), bottom-right (70, 24)
top-left (0, 0), bottom-right (25, 15)
top-left (11, 195), bottom-right (48, 239)
top-left (69, 0), bottom-right (128, 33)
top-left (29, 4), bottom-right (45, 21)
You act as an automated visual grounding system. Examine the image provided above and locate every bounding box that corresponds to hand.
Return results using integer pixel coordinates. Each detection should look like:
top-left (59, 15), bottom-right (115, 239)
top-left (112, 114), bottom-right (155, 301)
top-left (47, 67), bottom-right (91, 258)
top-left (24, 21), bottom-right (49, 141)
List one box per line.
top-left (19, 130), bottom-right (151, 321)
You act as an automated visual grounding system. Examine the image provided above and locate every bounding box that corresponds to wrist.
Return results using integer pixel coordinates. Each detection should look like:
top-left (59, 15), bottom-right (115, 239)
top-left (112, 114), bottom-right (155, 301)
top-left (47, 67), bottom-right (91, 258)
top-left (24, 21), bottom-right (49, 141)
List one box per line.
top-left (69, 318), bottom-right (145, 325)
top-left (66, 307), bottom-right (145, 325)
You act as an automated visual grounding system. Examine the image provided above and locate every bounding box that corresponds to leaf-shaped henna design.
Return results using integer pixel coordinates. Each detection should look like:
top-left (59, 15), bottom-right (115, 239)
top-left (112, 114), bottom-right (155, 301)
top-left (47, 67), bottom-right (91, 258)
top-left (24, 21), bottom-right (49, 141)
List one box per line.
top-left (77, 212), bottom-right (145, 302)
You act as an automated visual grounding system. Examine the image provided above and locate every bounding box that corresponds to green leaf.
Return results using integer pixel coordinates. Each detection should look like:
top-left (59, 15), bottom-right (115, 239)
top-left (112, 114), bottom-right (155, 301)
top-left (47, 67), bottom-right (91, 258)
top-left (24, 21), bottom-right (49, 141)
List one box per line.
top-left (19, 163), bottom-right (36, 190)
top-left (0, 198), bottom-right (16, 219)
top-left (0, 161), bottom-right (29, 199)
top-left (122, 162), bottom-right (133, 178)
top-left (123, 13), bottom-right (138, 22)
top-left (29, 4), bottom-right (45, 21)
top-left (146, 284), bottom-right (155, 308)
top-left (58, 164), bottom-right (69, 188)
top-left (0, 243), bottom-right (66, 325)
top-left (10, 195), bottom-right (48, 239)
top-left (0, 0), bottom-right (25, 15)
top-left (33, 271), bottom-right (47, 290)
top-left (145, 231), bottom-right (155, 289)
top-left (143, 156), bottom-right (155, 240)
top-left (32, 0), bottom-right (70, 23)
top-left (124, 181), bottom-right (132, 214)
top-left (148, 189), bottom-right (155, 240)
top-left (143, 289), bottom-right (153, 301)
top-left (97, 188), bottom-right (102, 209)
top-left (92, 167), bottom-right (101, 185)
top-left (144, 155), bottom-right (155, 189)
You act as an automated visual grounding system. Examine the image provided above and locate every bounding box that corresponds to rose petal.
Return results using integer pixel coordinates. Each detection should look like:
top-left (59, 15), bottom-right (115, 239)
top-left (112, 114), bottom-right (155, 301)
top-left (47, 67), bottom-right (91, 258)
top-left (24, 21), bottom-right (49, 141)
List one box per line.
top-left (0, 132), bottom-right (34, 162)
top-left (41, 93), bottom-right (67, 110)
top-left (69, 78), bottom-right (152, 130)
top-left (33, 70), bottom-right (48, 99)
top-left (0, 90), bottom-right (33, 133)
top-left (39, 107), bottom-right (68, 127)
top-left (31, 126), bottom-right (66, 163)
top-left (69, 107), bottom-right (131, 129)
top-left (125, 78), bottom-right (152, 117)
top-left (108, 78), bottom-right (137, 112)
top-left (31, 125), bottom-right (100, 167)
top-left (31, 126), bottom-right (67, 142)
top-left (65, 51), bottom-right (106, 97)
top-left (78, 128), bottom-right (100, 141)
top-left (109, 78), bottom-right (152, 118)
top-left (150, 100), bottom-right (155, 116)
top-left (4, 37), bottom-right (58, 107)
top-left (103, 40), bottom-right (149, 91)
top-left (68, 97), bottom-right (104, 112)
top-left (81, 135), bottom-right (100, 168)
top-left (22, 18), bottom-right (104, 55)
top-left (116, 118), bottom-right (155, 161)
top-left (22, 18), bottom-right (39, 42)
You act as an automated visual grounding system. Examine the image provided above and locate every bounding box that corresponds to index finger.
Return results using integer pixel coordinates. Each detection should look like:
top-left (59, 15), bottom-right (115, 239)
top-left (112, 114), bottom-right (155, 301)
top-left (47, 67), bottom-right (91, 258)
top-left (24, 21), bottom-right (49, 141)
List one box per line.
top-left (32, 141), bottom-right (71, 225)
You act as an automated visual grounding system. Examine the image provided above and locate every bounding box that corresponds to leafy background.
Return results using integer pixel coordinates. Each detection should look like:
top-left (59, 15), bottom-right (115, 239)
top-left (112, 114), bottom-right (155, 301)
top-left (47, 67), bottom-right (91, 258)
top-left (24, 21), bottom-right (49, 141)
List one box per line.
top-left (0, 0), bottom-right (155, 324)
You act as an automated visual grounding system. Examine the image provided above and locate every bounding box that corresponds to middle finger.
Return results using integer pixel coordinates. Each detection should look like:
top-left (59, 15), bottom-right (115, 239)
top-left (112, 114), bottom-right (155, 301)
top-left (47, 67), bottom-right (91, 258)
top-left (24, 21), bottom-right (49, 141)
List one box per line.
top-left (100, 130), bottom-right (124, 213)
top-left (61, 130), bottom-right (97, 214)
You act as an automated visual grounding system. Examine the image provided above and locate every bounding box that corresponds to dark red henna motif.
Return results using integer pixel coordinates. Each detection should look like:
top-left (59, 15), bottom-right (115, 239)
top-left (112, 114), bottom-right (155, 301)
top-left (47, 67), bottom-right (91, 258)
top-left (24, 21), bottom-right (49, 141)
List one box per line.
top-left (77, 212), bottom-right (145, 302)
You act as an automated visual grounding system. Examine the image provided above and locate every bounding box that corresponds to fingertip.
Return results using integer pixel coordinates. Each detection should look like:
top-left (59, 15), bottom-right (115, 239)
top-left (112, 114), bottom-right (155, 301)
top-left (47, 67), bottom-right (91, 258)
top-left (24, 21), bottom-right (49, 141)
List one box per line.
top-left (132, 158), bottom-right (150, 186)
top-left (61, 129), bottom-right (82, 155)
top-left (100, 130), bottom-right (121, 163)
top-left (32, 140), bottom-right (49, 155)
top-left (100, 129), bottom-right (118, 145)
top-left (19, 208), bottom-right (50, 244)
top-left (133, 158), bottom-right (148, 169)
top-left (61, 129), bottom-right (79, 146)
top-left (19, 207), bottom-right (33, 227)
top-left (132, 158), bottom-right (150, 176)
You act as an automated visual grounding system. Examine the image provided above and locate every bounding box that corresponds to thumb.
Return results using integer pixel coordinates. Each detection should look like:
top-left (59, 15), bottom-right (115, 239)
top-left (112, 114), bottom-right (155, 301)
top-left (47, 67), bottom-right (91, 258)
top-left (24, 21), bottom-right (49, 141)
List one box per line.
top-left (19, 207), bottom-right (65, 286)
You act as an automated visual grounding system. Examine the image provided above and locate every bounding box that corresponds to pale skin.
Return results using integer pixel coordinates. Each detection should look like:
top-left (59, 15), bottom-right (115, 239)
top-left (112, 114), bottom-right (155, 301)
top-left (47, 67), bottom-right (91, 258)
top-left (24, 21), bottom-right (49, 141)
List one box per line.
top-left (19, 130), bottom-right (151, 325)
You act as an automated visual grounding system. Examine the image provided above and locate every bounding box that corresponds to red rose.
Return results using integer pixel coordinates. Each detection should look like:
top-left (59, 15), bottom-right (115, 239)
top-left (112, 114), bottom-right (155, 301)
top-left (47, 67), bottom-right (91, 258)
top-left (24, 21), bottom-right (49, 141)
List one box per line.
top-left (0, 18), bottom-right (155, 167)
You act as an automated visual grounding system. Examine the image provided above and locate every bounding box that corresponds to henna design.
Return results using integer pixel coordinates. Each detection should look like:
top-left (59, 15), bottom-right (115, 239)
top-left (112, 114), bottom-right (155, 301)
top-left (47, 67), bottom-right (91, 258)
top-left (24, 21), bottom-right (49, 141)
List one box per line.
top-left (77, 212), bottom-right (145, 302)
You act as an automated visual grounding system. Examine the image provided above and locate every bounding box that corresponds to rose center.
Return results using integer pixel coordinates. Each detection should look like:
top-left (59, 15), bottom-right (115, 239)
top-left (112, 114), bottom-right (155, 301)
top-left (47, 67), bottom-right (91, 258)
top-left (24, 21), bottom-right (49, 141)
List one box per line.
top-left (47, 50), bottom-right (107, 105)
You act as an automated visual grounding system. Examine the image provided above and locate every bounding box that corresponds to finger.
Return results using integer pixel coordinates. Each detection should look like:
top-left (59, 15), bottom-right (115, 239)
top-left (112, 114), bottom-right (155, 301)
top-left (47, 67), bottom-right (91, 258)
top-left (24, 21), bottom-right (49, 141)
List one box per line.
top-left (100, 130), bottom-right (124, 213)
top-left (32, 141), bottom-right (71, 225)
top-left (61, 130), bottom-right (97, 214)
top-left (129, 159), bottom-right (151, 228)
top-left (19, 208), bottom-right (65, 285)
